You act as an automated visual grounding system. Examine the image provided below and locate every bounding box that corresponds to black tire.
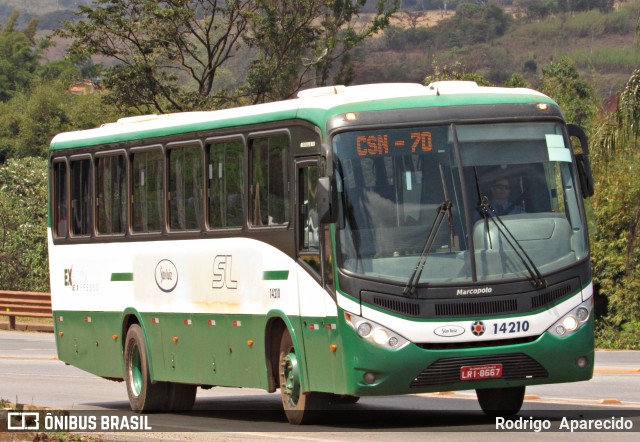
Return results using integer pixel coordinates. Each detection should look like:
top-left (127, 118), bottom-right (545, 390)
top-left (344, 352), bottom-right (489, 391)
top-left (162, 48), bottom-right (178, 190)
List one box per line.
top-left (167, 383), bottom-right (197, 411)
top-left (124, 324), bottom-right (169, 412)
top-left (328, 394), bottom-right (360, 405)
top-left (278, 329), bottom-right (329, 424)
top-left (476, 386), bottom-right (525, 416)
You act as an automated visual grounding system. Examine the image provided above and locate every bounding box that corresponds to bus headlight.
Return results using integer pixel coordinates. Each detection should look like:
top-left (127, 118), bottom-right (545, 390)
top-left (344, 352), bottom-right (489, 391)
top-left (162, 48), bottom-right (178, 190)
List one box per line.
top-left (357, 322), bottom-right (372, 337)
top-left (345, 312), bottom-right (409, 350)
top-left (563, 316), bottom-right (578, 331)
top-left (548, 299), bottom-right (592, 337)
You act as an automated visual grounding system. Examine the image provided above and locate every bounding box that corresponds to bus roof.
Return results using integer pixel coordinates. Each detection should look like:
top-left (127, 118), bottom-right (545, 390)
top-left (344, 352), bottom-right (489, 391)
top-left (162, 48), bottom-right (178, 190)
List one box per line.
top-left (49, 82), bottom-right (555, 151)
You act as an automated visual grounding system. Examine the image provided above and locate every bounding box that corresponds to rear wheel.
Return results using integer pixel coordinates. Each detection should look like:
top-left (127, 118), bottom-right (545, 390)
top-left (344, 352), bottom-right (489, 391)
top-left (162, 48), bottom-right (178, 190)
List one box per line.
top-left (124, 324), bottom-right (169, 412)
top-left (476, 386), bottom-right (525, 416)
top-left (278, 329), bottom-right (329, 424)
top-left (167, 383), bottom-right (197, 411)
top-left (328, 394), bottom-right (360, 405)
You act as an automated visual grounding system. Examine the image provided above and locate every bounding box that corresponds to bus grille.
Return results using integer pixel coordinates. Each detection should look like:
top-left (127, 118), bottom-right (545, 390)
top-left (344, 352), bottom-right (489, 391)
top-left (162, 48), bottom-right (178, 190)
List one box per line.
top-left (417, 335), bottom-right (539, 350)
top-left (373, 296), bottom-right (421, 317)
top-left (410, 353), bottom-right (548, 388)
top-left (531, 283), bottom-right (572, 309)
top-left (434, 299), bottom-right (517, 317)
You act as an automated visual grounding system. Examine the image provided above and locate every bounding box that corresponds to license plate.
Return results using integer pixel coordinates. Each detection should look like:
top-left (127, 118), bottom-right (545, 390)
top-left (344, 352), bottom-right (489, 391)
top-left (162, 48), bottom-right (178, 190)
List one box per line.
top-left (460, 363), bottom-right (503, 381)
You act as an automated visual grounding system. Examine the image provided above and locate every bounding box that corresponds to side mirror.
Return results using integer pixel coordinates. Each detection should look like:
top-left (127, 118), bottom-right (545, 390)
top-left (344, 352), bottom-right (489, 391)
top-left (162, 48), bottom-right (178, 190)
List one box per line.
top-left (317, 177), bottom-right (337, 224)
top-left (568, 124), bottom-right (594, 198)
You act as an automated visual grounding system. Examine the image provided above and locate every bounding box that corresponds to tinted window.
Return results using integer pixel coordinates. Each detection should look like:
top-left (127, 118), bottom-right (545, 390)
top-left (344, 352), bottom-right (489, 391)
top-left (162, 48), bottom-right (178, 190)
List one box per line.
top-left (70, 158), bottom-right (91, 236)
top-left (250, 135), bottom-right (289, 226)
top-left (96, 155), bottom-right (127, 235)
top-left (169, 145), bottom-right (203, 231)
top-left (132, 148), bottom-right (163, 233)
top-left (209, 140), bottom-right (244, 228)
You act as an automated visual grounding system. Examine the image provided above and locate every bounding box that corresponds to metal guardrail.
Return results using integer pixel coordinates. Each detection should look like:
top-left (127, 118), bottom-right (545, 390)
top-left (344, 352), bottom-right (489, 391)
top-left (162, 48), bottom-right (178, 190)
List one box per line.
top-left (0, 290), bottom-right (52, 330)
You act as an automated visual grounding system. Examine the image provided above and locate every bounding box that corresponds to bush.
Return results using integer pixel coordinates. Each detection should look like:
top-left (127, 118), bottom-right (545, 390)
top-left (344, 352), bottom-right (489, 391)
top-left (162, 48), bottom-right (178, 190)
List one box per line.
top-left (595, 319), bottom-right (640, 350)
top-left (0, 157), bottom-right (49, 292)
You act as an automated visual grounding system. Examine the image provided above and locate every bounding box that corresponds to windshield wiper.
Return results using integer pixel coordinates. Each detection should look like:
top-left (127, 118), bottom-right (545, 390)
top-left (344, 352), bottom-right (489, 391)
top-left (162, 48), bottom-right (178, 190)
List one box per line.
top-left (403, 199), bottom-right (452, 297)
top-left (404, 165), bottom-right (453, 297)
top-left (483, 198), bottom-right (547, 288)
top-left (474, 172), bottom-right (547, 289)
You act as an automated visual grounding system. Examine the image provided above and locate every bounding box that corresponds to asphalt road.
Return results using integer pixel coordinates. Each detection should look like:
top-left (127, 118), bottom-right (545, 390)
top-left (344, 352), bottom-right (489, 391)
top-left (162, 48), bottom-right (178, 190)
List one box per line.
top-left (1, 330), bottom-right (639, 441)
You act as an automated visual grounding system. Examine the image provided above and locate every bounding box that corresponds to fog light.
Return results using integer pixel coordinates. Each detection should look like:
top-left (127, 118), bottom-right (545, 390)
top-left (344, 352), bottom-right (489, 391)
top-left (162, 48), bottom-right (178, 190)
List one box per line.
top-left (577, 356), bottom-right (589, 368)
top-left (357, 322), bottom-right (372, 337)
top-left (577, 307), bottom-right (589, 322)
top-left (372, 329), bottom-right (388, 345)
top-left (556, 325), bottom-right (566, 335)
top-left (363, 372), bottom-right (376, 384)
top-left (563, 316), bottom-right (578, 331)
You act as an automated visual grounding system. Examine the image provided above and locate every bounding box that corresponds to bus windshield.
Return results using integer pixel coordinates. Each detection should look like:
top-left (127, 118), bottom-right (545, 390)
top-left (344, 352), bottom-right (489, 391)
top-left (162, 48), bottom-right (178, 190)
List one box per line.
top-left (333, 122), bottom-right (588, 286)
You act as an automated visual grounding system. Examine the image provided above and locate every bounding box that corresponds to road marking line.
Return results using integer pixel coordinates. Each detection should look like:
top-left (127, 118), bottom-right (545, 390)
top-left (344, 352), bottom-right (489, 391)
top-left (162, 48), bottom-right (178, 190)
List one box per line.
top-left (0, 356), bottom-right (58, 361)
top-left (414, 392), bottom-right (640, 408)
top-left (595, 367), bottom-right (640, 374)
top-left (598, 398), bottom-right (622, 404)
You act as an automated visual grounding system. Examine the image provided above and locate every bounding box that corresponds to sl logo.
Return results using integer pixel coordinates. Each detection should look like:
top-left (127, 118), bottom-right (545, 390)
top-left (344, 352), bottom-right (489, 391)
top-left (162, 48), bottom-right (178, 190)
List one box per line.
top-left (212, 255), bottom-right (238, 289)
top-left (471, 320), bottom-right (486, 336)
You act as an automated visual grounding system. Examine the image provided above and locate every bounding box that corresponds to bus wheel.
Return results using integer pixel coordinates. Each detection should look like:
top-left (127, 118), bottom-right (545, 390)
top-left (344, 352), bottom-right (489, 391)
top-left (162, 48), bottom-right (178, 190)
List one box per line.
top-left (124, 324), bottom-right (168, 412)
top-left (329, 394), bottom-right (360, 405)
top-left (278, 330), bottom-right (328, 424)
top-left (476, 386), bottom-right (525, 416)
top-left (167, 383), bottom-right (197, 411)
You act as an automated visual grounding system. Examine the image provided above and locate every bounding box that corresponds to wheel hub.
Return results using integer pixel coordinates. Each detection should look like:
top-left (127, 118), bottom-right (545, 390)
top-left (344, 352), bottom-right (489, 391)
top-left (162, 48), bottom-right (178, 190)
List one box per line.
top-left (281, 351), bottom-right (300, 405)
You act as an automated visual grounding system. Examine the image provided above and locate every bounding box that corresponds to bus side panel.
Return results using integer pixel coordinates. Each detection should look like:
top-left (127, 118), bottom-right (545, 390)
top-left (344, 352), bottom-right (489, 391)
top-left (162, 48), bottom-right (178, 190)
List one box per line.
top-left (50, 234), bottom-right (301, 390)
top-left (142, 311), bottom-right (269, 389)
top-left (296, 265), bottom-right (344, 393)
top-left (53, 310), bottom-right (124, 379)
top-left (49, 233), bottom-right (126, 379)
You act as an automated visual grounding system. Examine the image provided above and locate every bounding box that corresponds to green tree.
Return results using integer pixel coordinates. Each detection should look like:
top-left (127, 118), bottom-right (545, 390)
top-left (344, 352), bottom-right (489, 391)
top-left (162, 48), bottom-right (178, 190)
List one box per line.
top-left (243, 0), bottom-right (322, 104)
top-left (58, 0), bottom-right (256, 113)
top-left (0, 11), bottom-right (41, 102)
top-left (0, 80), bottom-right (121, 158)
top-left (0, 157), bottom-right (49, 292)
top-left (589, 69), bottom-right (640, 331)
top-left (504, 73), bottom-right (531, 88)
top-left (423, 60), bottom-right (493, 86)
top-left (445, 3), bottom-right (511, 45)
top-left (60, 0), bottom-right (398, 109)
top-left (516, 0), bottom-right (559, 19)
top-left (539, 57), bottom-right (595, 130)
top-left (313, 0), bottom-right (399, 88)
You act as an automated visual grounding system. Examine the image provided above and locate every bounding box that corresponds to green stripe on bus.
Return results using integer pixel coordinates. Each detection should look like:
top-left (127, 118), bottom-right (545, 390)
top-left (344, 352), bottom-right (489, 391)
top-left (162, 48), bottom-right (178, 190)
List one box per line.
top-left (111, 273), bottom-right (134, 282)
top-left (263, 271), bottom-right (289, 280)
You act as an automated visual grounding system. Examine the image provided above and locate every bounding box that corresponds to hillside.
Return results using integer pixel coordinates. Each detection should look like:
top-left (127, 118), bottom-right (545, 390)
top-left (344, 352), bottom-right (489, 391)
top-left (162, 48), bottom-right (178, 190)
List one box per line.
top-left (2, 0), bottom-right (638, 102)
top-left (353, 1), bottom-right (640, 102)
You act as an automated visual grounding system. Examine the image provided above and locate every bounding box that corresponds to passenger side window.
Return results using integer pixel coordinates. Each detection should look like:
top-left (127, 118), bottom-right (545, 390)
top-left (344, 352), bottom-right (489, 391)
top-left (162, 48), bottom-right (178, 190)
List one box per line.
top-left (132, 148), bottom-right (163, 233)
top-left (250, 135), bottom-right (289, 226)
top-left (70, 158), bottom-right (91, 237)
top-left (96, 154), bottom-right (127, 235)
top-left (52, 160), bottom-right (68, 238)
top-left (209, 140), bottom-right (244, 228)
top-left (168, 145), bottom-right (203, 231)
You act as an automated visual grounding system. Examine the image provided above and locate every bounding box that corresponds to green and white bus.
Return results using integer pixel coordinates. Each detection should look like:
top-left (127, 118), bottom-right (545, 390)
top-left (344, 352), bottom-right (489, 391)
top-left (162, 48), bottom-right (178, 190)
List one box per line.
top-left (48, 82), bottom-right (595, 424)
